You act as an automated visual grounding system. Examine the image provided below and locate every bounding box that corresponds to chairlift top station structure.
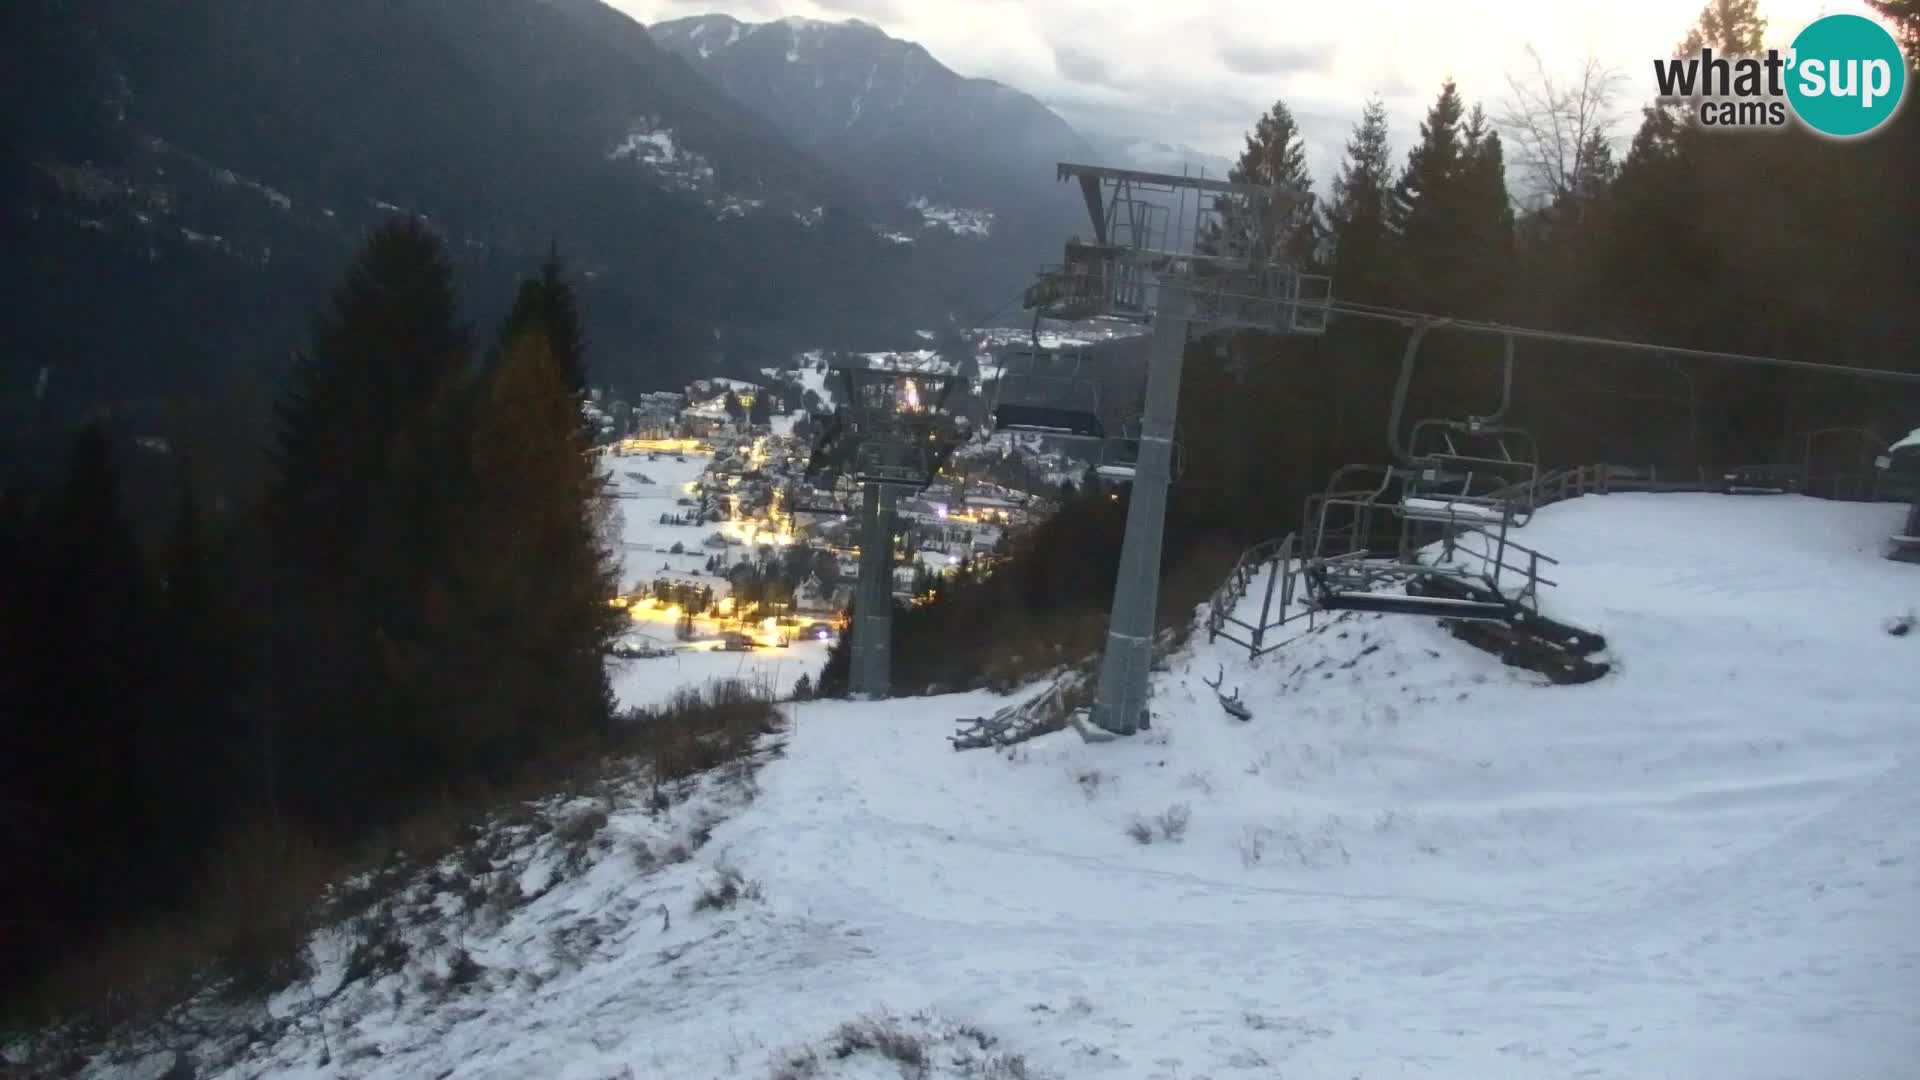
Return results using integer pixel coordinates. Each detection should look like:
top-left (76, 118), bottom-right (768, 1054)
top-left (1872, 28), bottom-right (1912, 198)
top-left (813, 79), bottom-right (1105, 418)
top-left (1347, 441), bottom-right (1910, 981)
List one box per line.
top-left (1002, 163), bottom-right (1334, 739)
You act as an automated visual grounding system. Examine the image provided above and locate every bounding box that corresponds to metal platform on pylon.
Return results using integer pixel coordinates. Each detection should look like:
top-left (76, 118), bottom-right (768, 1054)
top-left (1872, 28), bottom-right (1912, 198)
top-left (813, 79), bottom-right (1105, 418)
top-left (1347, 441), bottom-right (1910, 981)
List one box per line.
top-left (1021, 163), bottom-right (1333, 336)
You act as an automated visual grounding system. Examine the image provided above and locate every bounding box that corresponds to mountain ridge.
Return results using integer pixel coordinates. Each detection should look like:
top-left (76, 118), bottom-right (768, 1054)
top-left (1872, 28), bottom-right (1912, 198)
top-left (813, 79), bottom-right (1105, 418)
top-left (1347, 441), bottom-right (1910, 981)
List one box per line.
top-left (647, 12), bottom-right (1091, 242)
top-left (4, 0), bottom-right (1014, 425)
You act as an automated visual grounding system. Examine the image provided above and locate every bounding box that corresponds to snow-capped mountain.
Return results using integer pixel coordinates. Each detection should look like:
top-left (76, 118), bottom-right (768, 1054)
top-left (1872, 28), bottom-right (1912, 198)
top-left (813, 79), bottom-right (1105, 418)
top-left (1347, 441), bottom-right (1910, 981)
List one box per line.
top-left (7, 0), bottom-right (1027, 420)
top-left (1080, 132), bottom-right (1237, 180)
top-left (648, 14), bottom-right (1092, 241)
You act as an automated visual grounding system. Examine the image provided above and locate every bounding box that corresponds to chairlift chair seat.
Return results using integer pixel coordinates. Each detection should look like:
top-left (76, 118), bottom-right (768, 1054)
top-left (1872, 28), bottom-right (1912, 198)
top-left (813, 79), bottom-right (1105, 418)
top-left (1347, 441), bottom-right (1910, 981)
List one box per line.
top-left (1398, 496), bottom-right (1509, 523)
top-left (1312, 589), bottom-right (1512, 622)
top-left (991, 345), bottom-right (1105, 437)
top-left (992, 404), bottom-right (1106, 438)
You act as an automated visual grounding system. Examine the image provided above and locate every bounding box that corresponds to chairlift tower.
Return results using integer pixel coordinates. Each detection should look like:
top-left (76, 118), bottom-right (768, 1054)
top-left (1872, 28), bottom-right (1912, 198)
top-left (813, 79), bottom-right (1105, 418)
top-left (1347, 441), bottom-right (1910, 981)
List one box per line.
top-left (801, 361), bottom-right (969, 698)
top-left (1019, 164), bottom-right (1333, 738)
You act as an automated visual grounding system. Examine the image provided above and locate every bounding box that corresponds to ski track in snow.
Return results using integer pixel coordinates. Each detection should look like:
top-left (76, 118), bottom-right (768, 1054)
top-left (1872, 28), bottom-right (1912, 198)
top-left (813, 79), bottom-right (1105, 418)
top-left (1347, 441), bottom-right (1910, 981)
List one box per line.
top-left (90, 493), bottom-right (1920, 1080)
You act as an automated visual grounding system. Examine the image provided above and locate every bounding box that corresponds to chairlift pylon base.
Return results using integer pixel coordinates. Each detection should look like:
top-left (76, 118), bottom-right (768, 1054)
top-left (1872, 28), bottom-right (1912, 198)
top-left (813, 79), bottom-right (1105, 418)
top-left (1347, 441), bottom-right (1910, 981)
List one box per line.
top-left (1068, 707), bottom-right (1125, 742)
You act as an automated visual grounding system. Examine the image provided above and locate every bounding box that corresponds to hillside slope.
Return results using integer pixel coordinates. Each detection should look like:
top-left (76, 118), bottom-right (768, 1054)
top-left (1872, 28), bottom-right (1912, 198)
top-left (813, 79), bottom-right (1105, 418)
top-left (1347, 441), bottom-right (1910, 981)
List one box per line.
top-left (646, 12), bottom-right (1091, 284)
top-left (75, 493), bottom-right (1920, 1079)
top-left (647, 15), bottom-right (1089, 214)
top-left (2, 0), bottom-right (994, 424)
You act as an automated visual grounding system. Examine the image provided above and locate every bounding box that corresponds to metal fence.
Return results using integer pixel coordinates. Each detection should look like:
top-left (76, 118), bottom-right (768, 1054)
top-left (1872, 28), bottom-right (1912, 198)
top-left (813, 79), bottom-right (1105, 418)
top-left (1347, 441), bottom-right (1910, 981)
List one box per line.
top-left (1205, 462), bottom-right (1911, 662)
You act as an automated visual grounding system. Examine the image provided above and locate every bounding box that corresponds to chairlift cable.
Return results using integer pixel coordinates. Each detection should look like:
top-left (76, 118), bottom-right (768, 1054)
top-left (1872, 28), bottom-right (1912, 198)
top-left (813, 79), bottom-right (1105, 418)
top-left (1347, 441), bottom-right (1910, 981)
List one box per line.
top-left (1317, 298), bottom-right (1920, 386)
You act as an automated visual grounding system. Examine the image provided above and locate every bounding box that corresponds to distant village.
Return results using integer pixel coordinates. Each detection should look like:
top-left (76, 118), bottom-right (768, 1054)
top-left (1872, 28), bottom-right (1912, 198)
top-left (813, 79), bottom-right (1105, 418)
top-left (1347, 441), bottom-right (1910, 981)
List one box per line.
top-left (588, 357), bottom-right (1092, 651)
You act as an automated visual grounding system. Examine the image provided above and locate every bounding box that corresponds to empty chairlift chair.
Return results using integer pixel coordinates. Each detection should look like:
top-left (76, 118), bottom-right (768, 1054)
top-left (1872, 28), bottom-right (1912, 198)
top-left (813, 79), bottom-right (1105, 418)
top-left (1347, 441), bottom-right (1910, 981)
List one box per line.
top-left (1094, 436), bottom-right (1139, 482)
top-left (1293, 327), bottom-right (1556, 623)
top-left (991, 346), bottom-right (1105, 439)
top-left (1087, 422), bottom-right (1182, 485)
top-left (1299, 465), bottom-right (1515, 622)
top-left (1403, 418), bottom-right (1541, 526)
top-left (1390, 330), bottom-right (1542, 528)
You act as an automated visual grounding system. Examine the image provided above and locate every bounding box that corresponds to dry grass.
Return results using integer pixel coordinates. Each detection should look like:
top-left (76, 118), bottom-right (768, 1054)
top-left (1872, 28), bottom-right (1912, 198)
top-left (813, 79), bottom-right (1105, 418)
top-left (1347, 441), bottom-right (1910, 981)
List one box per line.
top-left (829, 1015), bottom-right (930, 1069)
top-left (3, 678), bottom-right (786, 1061)
top-left (691, 863), bottom-right (763, 913)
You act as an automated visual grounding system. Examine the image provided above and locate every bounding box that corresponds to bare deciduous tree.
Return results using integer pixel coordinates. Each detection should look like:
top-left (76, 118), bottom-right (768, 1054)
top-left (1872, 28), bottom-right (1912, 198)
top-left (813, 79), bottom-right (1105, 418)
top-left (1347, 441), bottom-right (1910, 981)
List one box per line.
top-left (1498, 48), bottom-right (1628, 209)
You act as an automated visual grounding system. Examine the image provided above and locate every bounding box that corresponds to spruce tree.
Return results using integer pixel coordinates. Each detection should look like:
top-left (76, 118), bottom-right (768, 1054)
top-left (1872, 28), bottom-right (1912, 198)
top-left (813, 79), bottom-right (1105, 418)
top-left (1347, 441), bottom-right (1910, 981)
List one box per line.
top-left (500, 246), bottom-right (592, 436)
top-left (155, 460), bottom-right (214, 803)
top-left (1325, 97), bottom-right (1395, 305)
top-left (1679, 0), bottom-right (1767, 54)
top-left (1865, 0), bottom-right (1920, 52)
top-left (41, 424), bottom-right (153, 916)
top-left (749, 390), bottom-right (772, 427)
top-left (1459, 105), bottom-right (1517, 318)
top-left (265, 219), bottom-right (475, 834)
top-left (442, 332), bottom-right (622, 773)
top-left (1390, 80), bottom-right (1467, 313)
top-left (1204, 99), bottom-right (1317, 266)
top-left (270, 219), bottom-right (470, 574)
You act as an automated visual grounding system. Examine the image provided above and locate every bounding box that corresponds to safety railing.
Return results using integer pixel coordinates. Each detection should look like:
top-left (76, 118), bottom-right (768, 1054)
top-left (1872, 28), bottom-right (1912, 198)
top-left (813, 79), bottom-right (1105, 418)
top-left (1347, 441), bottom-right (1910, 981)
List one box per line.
top-left (1207, 460), bottom-right (1912, 662)
top-left (1205, 533), bottom-right (1303, 659)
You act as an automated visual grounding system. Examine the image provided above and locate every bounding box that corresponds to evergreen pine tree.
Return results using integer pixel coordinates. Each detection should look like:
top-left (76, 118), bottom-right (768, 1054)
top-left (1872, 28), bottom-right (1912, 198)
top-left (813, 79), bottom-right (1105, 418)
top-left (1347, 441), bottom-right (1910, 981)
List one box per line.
top-left (39, 424), bottom-right (153, 917)
top-left (269, 219), bottom-right (470, 574)
top-left (439, 332), bottom-right (622, 773)
top-left (500, 246), bottom-right (592, 437)
top-left (749, 391), bottom-right (772, 427)
top-left (1325, 97), bottom-right (1395, 305)
top-left (1203, 99), bottom-right (1317, 266)
top-left (1865, 0), bottom-right (1920, 52)
top-left (1390, 80), bottom-right (1468, 313)
top-left (1458, 105), bottom-right (1517, 318)
top-left (265, 218), bottom-right (475, 834)
top-left (1679, 0), bottom-right (1767, 54)
top-left (150, 459), bottom-right (221, 836)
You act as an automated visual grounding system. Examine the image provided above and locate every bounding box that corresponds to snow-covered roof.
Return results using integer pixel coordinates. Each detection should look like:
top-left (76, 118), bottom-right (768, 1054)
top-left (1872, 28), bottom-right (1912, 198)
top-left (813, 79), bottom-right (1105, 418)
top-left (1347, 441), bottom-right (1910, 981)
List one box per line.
top-left (1890, 426), bottom-right (1920, 455)
top-left (854, 349), bottom-right (951, 374)
top-left (688, 377), bottom-right (761, 394)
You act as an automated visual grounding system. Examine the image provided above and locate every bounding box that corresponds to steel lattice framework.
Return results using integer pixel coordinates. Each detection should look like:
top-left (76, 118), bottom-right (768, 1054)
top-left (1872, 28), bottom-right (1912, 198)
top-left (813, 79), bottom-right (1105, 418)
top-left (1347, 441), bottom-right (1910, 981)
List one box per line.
top-left (1018, 163), bottom-right (1334, 739)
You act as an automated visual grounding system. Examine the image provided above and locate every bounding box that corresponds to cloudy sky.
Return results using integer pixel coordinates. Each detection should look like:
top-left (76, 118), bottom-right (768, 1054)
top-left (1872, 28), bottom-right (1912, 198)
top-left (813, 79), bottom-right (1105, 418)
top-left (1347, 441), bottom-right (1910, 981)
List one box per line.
top-left (611, 0), bottom-right (1888, 192)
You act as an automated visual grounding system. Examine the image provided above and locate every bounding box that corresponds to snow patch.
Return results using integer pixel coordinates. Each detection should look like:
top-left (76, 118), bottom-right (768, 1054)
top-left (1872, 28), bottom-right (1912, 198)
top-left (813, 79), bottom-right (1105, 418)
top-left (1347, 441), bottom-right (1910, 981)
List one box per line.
top-left (908, 197), bottom-right (994, 238)
top-left (607, 121), bottom-right (715, 191)
top-left (712, 196), bottom-right (763, 220)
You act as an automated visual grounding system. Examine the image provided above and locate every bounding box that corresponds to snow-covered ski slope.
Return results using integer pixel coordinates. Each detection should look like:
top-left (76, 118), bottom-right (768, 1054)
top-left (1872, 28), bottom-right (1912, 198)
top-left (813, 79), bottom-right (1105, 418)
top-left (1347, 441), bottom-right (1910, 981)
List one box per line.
top-left (131, 494), bottom-right (1920, 1079)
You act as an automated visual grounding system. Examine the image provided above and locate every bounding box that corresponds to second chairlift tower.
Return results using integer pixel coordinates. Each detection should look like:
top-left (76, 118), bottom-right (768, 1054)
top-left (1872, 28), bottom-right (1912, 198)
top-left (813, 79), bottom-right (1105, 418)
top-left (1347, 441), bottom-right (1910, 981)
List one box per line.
top-left (799, 358), bottom-right (970, 698)
top-left (1019, 163), bottom-right (1333, 738)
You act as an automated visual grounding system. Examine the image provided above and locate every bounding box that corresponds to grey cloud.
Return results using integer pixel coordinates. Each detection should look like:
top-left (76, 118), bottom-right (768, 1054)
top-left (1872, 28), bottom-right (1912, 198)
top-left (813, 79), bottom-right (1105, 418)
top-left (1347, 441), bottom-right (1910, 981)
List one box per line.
top-left (1051, 42), bottom-right (1115, 86)
top-left (654, 0), bottom-right (781, 12)
top-left (1215, 39), bottom-right (1336, 77)
top-left (808, 0), bottom-right (902, 19)
top-left (1374, 70), bottom-right (1421, 101)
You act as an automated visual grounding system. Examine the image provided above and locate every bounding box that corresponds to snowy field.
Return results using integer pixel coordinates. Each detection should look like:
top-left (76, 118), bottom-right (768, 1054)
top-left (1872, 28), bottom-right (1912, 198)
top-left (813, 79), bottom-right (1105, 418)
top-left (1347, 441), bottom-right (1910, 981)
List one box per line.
top-left (604, 448), bottom-right (835, 707)
top-left (604, 449), bottom-right (724, 588)
top-left (86, 493), bottom-right (1920, 1079)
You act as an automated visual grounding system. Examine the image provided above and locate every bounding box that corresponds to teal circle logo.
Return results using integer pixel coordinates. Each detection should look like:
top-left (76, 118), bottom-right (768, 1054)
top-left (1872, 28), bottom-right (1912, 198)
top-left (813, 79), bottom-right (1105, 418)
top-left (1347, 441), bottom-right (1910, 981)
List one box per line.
top-left (1786, 14), bottom-right (1907, 137)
